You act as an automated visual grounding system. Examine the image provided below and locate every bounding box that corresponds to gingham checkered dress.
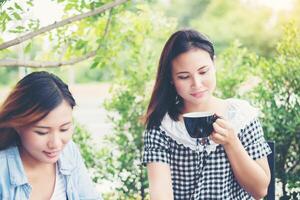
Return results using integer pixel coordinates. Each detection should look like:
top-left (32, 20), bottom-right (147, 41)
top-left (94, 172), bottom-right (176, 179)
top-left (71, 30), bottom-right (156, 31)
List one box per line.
top-left (142, 99), bottom-right (272, 200)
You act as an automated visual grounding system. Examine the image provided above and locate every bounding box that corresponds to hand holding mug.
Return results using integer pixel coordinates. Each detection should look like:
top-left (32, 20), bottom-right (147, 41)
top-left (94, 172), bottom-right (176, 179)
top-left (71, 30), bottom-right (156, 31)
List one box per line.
top-left (210, 118), bottom-right (239, 147)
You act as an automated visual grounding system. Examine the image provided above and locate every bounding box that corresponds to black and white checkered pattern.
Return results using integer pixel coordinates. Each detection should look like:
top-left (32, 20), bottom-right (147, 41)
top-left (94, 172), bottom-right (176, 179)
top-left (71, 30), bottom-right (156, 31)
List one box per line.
top-left (143, 118), bottom-right (271, 200)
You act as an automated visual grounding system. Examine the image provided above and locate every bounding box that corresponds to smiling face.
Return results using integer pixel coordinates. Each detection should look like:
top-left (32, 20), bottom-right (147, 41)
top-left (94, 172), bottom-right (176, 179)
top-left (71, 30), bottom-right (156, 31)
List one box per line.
top-left (17, 100), bottom-right (73, 165)
top-left (171, 48), bottom-right (216, 112)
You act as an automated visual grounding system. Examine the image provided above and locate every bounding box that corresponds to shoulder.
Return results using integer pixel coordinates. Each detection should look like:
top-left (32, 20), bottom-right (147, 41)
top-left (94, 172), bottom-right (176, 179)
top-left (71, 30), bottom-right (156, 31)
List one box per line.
top-left (0, 145), bottom-right (14, 155)
top-left (0, 145), bottom-right (18, 165)
top-left (226, 98), bottom-right (255, 109)
top-left (226, 98), bottom-right (261, 133)
top-left (59, 141), bottom-right (82, 167)
top-left (0, 148), bottom-right (9, 172)
top-left (60, 140), bottom-right (81, 161)
top-left (227, 98), bottom-right (260, 117)
top-left (145, 126), bottom-right (163, 135)
top-left (0, 148), bottom-right (7, 158)
top-left (63, 140), bottom-right (79, 153)
top-left (0, 147), bottom-right (17, 186)
top-left (144, 126), bottom-right (171, 147)
top-left (145, 126), bottom-right (168, 140)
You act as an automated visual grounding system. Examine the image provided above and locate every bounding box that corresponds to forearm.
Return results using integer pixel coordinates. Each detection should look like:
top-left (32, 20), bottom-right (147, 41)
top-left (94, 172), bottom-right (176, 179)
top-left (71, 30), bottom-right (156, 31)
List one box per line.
top-left (224, 139), bottom-right (270, 199)
top-left (150, 189), bottom-right (173, 200)
top-left (149, 179), bottom-right (173, 200)
top-left (148, 163), bottom-right (174, 200)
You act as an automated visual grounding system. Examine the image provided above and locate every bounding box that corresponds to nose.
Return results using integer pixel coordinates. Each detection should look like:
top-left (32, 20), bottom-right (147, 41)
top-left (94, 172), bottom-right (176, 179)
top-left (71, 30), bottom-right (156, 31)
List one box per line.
top-left (191, 75), bottom-right (203, 88)
top-left (47, 133), bottom-right (62, 149)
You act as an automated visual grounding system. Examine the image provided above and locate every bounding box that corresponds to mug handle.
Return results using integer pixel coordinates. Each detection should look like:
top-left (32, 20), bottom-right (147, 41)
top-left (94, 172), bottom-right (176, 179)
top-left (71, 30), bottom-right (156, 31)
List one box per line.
top-left (212, 114), bottom-right (221, 122)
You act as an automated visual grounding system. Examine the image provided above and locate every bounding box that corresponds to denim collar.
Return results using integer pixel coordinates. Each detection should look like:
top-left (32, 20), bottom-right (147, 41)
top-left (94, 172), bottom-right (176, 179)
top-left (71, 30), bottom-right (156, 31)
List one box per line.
top-left (57, 145), bottom-right (76, 175)
top-left (7, 144), bottom-right (76, 186)
top-left (7, 146), bottom-right (28, 186)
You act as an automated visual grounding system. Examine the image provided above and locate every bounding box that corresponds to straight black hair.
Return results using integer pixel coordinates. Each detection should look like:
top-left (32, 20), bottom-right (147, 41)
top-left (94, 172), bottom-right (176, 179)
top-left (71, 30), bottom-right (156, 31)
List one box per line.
top-left (144, 29), bottom-right (215, 129)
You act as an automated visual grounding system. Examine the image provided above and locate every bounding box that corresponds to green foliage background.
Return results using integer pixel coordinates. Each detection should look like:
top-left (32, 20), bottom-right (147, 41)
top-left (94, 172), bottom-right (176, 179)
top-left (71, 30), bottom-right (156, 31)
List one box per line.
top-left (0, 0), bottom-right (299, 199)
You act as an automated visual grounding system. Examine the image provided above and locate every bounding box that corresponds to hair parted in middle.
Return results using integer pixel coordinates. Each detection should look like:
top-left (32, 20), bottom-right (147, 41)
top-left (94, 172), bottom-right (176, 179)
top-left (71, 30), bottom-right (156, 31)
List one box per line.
top-left (144, 29), bottom-right (215, 129)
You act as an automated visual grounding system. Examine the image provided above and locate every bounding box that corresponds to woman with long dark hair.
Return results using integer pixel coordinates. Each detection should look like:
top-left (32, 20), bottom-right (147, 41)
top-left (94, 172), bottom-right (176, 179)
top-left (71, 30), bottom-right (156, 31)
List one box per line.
top-left (0, 71), bottom-right (102, 200)
top-left (143, 29), bottom-right (271, 200)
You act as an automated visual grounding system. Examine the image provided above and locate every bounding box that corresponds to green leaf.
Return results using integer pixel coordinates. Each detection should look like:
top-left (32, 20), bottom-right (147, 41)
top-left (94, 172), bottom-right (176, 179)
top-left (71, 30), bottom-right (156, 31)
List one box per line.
top-left (91, 61), bottom-right (99, 69)
top-left (26, 0), bottom-right (33, 7)
top-left (64, 4), bottom-right (74, 11)
top-left (14, 3), bottom-right (23, 11)
top-left (12, 12), bottom-right (21, 20)
top-left (15, 25), bottom-right (25, 29)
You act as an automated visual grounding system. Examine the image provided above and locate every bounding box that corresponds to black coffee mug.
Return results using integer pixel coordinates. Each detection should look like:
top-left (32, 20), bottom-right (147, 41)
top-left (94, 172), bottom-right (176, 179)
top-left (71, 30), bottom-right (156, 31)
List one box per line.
top-left (183, 112), bottom-right (219, 138)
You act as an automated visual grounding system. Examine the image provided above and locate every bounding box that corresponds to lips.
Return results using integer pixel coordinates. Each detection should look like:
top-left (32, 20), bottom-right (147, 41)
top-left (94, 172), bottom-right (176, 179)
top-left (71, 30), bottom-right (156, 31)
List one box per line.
top-left (190, 90), bottom-right (207, 98)
top-left (43, 150), bottom-right (60, 158)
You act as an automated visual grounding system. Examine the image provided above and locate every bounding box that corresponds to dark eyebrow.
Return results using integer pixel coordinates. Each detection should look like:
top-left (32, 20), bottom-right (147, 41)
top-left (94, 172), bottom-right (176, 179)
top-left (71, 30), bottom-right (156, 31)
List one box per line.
top-left (60, 122), bottom-right (72, 127)
top-left (176, 65), bottom-right (208, 75)
top-left (33, 125), bottom-right (50, 129)
top-left (34, 122), bottom-right (72, 129)
top-left (197, 65), bottom-right (209, 71)
top-left (176, 71), bottom-right (189, 75)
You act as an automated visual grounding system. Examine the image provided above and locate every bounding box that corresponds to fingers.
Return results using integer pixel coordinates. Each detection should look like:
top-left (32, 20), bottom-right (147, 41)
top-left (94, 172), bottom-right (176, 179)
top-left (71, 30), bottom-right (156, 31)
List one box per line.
top-left (214, 118), bottom-right (229, 128)
top-left (212, 122), bottom-right (227, 136)
top-left (210, 118), bottom-right (237, 145)
top-left (210, 118), bottom-right (235, 144)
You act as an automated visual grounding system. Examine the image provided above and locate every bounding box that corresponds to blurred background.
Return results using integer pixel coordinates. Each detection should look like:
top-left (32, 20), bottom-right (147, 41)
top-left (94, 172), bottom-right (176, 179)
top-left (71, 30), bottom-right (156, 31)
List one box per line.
top-left (0, 0), bottom-right (299, 199)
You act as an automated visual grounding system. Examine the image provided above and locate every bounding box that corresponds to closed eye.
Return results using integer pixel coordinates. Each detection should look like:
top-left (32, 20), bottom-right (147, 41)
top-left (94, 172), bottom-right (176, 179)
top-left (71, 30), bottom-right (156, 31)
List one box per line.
top-left (178, 75), bottom-right (189, 79)
top-left (60, 128), bottom-right (70, 132)
top-left (35, 131), bottom-right (48, 135)
top-left (199, 67), bottom-right (209, 75)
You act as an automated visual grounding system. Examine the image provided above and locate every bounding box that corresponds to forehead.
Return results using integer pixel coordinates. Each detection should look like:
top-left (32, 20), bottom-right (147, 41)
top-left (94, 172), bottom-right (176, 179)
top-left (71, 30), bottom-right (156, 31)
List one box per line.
top-left (171, 49), bottom-right (213, 72)
top-left (34, 100), bottom-right (73, 127)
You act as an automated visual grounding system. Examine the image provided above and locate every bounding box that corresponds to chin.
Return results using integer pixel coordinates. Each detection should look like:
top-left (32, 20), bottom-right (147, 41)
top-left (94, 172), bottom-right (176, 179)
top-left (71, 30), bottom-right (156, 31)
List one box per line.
top-left (194, 97), bottom-right (209, 104)
top-left (40, 156), bottom-right (60, 164)
top-left (47, 157), bottom-right (60, 163)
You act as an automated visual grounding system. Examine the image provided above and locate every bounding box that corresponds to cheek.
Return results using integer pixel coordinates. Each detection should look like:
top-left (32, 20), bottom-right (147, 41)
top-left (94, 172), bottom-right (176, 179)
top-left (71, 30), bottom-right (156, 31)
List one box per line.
top-left (203, 72), bottom-right (216, 89)
top-left (18, 127), bottom-right (44, 145)
top-left (174, 83), bottom-right (187, 95)
top-left (209, 75), bottom-right (217, 89)
top-left (18, 131), bottom-right (34, 144)
top-left (174, 80), bottom-right (189, 92)
top-left (19, 133), bottom-right (46, 150)
top-left (62, 128), bottom-right (74, 144)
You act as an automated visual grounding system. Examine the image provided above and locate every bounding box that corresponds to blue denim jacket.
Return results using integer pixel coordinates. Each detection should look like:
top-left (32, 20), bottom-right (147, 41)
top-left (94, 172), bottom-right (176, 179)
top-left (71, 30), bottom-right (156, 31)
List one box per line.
top-left (0, 141), bottom-right (102, 200)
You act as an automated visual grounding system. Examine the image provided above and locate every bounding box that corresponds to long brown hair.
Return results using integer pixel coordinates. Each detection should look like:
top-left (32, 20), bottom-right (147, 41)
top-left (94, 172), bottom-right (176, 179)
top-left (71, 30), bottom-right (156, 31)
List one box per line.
top-left (0, 71), bottom-right (76, 150)
top-left (144, 29), bottom-right (215, 129)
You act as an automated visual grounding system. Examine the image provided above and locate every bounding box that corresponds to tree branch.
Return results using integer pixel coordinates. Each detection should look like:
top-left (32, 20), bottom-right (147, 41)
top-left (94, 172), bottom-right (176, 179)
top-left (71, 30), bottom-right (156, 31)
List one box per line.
top-left (0, 0), bottom-right (128, 50)
top-left (103, 8), bottom-right (114, 39)
top-left (0, 51), bottom-right (97, 68)
top-left (0, 7), bottom-right (115, 68)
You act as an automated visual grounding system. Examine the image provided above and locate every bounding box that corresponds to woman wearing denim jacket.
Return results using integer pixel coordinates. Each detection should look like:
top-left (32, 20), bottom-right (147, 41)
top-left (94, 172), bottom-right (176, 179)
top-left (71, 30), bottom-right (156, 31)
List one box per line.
top-left (0, 71), bottom-right (102, 200)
